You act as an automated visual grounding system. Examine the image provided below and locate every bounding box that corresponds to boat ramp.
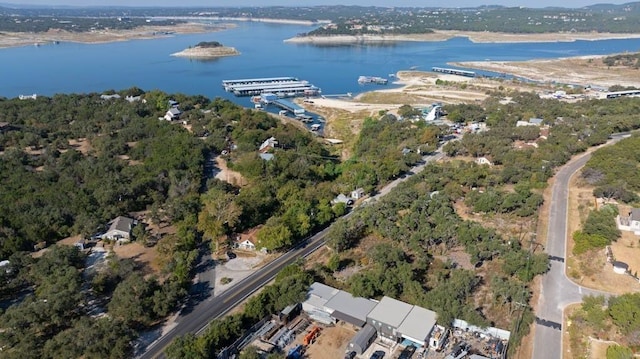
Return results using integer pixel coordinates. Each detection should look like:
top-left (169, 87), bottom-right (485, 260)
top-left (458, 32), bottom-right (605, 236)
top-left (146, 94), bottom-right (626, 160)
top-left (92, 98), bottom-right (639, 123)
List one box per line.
top-left (222, 77), bottom-right (320, 97)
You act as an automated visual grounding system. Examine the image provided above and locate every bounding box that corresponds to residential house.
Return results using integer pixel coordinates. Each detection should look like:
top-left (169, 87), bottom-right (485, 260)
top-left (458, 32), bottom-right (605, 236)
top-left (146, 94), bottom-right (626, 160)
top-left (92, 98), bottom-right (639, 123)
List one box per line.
top-left (332, 194), bottom-right (354, 206)
top-left (124, 96), bottom-right (142, 103)
top-left (168, 99), bottom-right (179, 108)
top-left (259, 136), bottom-right (278, 153)
top-left (164, 108), bottom-right (182, 121)
top-left (351, 188), bottom-right (366, 200)
top-left (617, 208), bottom-right (640, 235)
top-left (516, 117), bottom-right (544, 127)
top-left (100, 94), bottom-right (121, 100)
top-left (18, 94), bottom-right (37, 100)
top-left (236, 237), bottom-right (256, 251)
top-left (475, 156), bottom-right (493, 166)
top-left (101, 216), bottom-right (136, 243)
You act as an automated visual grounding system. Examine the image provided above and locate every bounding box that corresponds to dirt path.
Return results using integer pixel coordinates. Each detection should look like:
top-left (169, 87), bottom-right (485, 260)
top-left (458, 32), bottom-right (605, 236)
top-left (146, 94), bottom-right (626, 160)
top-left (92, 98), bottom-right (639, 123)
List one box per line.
top-left (214, 156), bottom-right (248, 187)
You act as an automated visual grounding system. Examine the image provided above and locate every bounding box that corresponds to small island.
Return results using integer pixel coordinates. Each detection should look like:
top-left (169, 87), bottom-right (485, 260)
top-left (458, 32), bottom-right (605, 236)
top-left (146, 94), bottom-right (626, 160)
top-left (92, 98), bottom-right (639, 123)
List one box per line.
top-left (171, 41), bottom-right (240, 59)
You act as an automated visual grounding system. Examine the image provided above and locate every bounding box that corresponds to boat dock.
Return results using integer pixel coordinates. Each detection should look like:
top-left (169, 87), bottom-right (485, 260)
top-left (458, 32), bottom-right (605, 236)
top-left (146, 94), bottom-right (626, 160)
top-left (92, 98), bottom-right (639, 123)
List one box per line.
top-left (222, 77), bottom-right (298, 90)
top-left (222, 77), bottom-right (321, 97)
top-left (272, 98), bottom-right (306, 115)
top-left (358, 76), bottom-right (388, 85)
top-left (431, 67), bottom-right (476, 78)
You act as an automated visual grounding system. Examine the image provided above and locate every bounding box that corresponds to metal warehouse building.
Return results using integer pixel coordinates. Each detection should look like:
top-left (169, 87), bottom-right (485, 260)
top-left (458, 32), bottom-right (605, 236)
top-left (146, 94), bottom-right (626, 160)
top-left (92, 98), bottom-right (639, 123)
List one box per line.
top-left (324, 290), bottom-right (378, 327)
top-left (366, 296), bottom-right (414, 340)
top-left (397, 305), bottom-right (438, 346)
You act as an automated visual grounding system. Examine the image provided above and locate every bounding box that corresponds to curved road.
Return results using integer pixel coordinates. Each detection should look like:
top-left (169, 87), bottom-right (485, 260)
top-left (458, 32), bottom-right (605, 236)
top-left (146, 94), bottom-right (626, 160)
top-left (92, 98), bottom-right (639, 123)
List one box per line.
top-left (532, 135), bottom-right (628, 359)
top-left (138, 151), bottom-right (445, 359)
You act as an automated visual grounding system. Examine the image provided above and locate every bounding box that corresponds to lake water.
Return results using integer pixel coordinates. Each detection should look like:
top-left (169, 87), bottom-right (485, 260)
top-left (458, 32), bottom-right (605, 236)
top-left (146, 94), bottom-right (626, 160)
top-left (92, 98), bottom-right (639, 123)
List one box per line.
top-left (2, 21), bottom-right (640, 106)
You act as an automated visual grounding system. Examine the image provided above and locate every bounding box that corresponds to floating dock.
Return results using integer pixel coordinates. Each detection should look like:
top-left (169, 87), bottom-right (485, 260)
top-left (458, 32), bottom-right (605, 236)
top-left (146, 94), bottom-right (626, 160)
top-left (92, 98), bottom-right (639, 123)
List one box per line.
top-left (272, 98), bottom-right (305, 115)
top-left (358, 76), bottom-right (388, 85)
top-left (222, 77), bottom-right (298, 90)
top-left (431, 67), bottom-right (476, 77)
top-left (222, 77), bottom-right (320, 97)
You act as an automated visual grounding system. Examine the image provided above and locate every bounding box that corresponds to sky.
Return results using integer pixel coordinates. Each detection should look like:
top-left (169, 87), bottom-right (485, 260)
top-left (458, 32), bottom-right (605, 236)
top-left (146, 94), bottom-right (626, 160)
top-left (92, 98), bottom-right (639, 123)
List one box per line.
top-left (8, 0), bottom-right (636, 8)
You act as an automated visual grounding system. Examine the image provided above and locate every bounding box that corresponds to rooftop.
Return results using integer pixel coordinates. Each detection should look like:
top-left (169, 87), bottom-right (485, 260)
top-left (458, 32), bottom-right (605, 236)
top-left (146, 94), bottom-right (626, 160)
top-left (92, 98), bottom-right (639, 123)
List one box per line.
top-left (308, 282), bottom-right (339, 301)
top-left (397, 305), bottom-right (437, 343)
top-left (630, 208), bottom-right (640, 221)
top-left (367, 296), bottom-right (413, 328)
top-left (324, 290), bottom-right (377, 323)
top-left (108, 216), bottom-right (135, 233)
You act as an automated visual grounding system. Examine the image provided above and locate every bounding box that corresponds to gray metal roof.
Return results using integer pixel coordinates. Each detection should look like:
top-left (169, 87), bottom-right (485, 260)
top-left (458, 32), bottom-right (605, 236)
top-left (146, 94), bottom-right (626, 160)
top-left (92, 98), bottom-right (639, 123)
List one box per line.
top-left (109, 216), bottom-right (134, 233)
top-left (308, 282), bottom-right (339, 301)
top-left (397, 306), bottom-right (437, 344)
top-left (631, 208), bottom-right (640, 221)
top-left (366, 296), bottom-right (413, 328)
top-left (324, 291), bottom-right (377, 325)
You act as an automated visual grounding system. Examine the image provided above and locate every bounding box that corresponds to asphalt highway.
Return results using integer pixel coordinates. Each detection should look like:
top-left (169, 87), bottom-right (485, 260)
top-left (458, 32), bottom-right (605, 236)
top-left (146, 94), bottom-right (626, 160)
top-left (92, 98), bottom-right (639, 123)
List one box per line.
top-left (139, 150), bottom-right (445, 359)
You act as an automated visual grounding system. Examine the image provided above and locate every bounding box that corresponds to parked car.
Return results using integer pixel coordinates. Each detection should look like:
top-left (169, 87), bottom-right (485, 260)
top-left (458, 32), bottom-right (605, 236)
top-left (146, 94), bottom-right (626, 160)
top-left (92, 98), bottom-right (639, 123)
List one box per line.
top-left (399, 345), bottom-right (416, 359)
top-left (370, 350), bottom-right (385, 359)
top-left (226, 251), bottom-right (237, 259)
top-left (344, 351), bottom-right (356, 359)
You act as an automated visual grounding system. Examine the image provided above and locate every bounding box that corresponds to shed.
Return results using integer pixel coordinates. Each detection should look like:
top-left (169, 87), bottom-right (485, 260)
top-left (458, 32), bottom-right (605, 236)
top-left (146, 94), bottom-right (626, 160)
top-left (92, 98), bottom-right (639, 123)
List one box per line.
top-left (279, 303), bottom-right (301, 324)
top-left (324, 290), bottom-right (377, 327)
top-left (397, 306), bottom-right (437, 346)
top-left (347, 324), bottom-right (377, 355)
top-left (366, 296), bottom-right (413, 340)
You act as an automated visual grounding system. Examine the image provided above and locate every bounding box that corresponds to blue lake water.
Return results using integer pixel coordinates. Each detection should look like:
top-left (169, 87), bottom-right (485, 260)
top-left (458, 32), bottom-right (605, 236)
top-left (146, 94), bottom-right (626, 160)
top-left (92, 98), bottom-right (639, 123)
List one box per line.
top-left (2, 21), bottom-right (640, 105)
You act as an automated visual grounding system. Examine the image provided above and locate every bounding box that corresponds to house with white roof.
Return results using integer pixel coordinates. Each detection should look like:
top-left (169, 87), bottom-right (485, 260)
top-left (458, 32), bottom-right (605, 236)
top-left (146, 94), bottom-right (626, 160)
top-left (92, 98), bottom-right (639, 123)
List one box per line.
top-left (618, 208), bottom-right (640, 235)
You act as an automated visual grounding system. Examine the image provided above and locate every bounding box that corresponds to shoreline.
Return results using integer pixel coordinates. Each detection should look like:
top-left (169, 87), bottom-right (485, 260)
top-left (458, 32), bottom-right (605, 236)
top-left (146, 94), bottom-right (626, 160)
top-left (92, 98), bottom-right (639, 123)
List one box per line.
top-left (170, 46), bottom-right (240, 59)
top-left (0, 22), bottom-right (235, 50)
top-left (284, 30), bottom-right (640, 44)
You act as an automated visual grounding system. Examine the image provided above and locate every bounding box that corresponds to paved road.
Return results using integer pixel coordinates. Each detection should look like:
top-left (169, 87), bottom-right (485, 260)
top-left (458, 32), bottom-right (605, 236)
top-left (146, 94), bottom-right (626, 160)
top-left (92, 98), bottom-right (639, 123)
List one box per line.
top-left (139, 228), bottom-right (330, 359)
top-left (532, 135), bottom-right (628, 359)
top-left (138, 150), bottom-right (445, 359)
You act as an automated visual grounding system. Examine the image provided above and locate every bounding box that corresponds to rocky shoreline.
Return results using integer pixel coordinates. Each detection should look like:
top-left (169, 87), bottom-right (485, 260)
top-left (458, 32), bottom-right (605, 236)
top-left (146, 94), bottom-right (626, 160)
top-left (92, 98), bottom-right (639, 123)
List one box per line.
top-left (170, 46), bottom-right (240, 59)
top-left (284, 30), bottom-right (640, 45)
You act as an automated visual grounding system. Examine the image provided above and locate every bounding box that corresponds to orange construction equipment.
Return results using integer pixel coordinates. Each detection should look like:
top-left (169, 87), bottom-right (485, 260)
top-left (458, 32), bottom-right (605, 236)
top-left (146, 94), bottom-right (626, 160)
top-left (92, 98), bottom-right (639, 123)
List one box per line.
top-left (303, 326), bottom-right (321, 345)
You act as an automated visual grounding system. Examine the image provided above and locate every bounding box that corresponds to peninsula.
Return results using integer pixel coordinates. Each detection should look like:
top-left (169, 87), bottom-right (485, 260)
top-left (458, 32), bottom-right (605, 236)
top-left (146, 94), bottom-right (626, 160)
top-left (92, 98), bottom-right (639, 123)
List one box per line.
top-left (171, 41), bottom-right (240, 59)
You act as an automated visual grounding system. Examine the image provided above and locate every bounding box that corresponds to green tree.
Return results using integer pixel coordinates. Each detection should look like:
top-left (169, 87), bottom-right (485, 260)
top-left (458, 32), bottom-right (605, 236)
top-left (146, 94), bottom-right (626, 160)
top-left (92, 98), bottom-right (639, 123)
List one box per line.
top-left (256, 219), bottom-right (293, 251)
top-left (606, 345), bottom-right (633, 359)
top-left (197, 187), bottom-right (242, 254)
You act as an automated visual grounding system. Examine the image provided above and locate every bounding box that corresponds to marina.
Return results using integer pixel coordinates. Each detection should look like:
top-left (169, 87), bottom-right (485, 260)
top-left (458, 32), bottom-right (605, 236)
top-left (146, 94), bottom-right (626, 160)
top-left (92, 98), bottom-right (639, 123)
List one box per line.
top-left (223, 77), bottom-right (321, 97)
top-left (431, 67), bottom-right (476, 78)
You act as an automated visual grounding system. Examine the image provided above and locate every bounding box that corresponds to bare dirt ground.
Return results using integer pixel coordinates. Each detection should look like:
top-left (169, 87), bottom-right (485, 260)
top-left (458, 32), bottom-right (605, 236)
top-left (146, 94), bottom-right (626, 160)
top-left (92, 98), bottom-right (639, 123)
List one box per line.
top-left (0, 23), bottom-right (233, 49)
top-left (566, 175), bottom-right (640, 294)
top-left (452, 56), bottom-right (640, 88)
top-left (299, 323), bottom-right (355, 359)
top-left (215, 156), bottom-right (248, 187)
top-left (68, 138), bottom-right (92, 155)
top-left (112, 242), bottom-right (162, 276)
